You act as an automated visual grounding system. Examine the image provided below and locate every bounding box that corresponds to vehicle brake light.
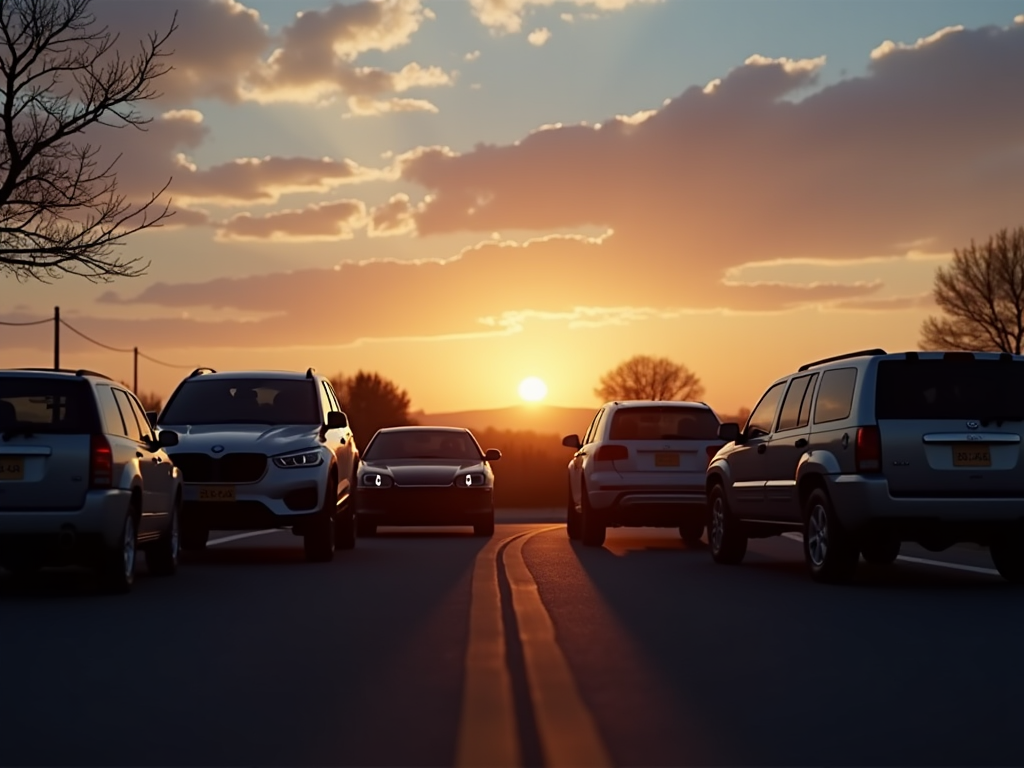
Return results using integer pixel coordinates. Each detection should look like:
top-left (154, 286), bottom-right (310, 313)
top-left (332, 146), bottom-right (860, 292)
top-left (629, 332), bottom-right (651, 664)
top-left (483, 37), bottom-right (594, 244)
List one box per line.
top-left (89, 434), bottom-right (113, 489)
top-left (706, 445), bottom-right (724, 465)
top-left (594, 444), bottom-right (628, 462)
top-left (855, 426), bottom-right (881, 473)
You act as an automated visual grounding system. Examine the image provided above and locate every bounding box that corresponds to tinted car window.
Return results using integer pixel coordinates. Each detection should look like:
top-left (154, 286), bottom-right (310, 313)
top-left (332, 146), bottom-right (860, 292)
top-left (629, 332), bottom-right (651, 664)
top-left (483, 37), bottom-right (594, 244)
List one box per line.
top-left (97, 385), bottom-right (128, 436)
top-left (160, 379), bottom-right (319, 425)
top-left (875, 359), bottom-right (1024, 421)
top-left (364, 431), bottom-right (483, 460)
top-left (582, 410), bottom-right (603, 445)
top-left (746, 382), bottom-right (787, 438)
top-left (777, 374), bottom-right (818, 431)
top-left (609, 406), bottom-right (720, 440)
top-left (125, 394), bottom-right (155, 442)
top-left (114, 389), bottom-right (146, 442)
top-left (0, 377), bottom-right (98, 434)
top-left (814, 368), bottom-right (858, 424)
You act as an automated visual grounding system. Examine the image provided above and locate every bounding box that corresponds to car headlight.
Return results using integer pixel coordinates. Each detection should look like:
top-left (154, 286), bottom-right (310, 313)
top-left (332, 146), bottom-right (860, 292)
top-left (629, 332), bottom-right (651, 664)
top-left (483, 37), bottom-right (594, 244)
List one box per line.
top-left (458, 472), bottom-right (488, 487)
top-left (272, 450), bottom-right (324, 469)
top-left (360, 472), bottom-right (393, 488)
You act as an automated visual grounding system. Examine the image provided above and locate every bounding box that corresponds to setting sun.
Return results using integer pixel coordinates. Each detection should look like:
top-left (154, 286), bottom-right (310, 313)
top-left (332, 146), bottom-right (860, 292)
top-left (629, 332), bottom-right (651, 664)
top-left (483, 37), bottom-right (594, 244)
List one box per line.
top-left (518, 376), bottom-right (548, 402)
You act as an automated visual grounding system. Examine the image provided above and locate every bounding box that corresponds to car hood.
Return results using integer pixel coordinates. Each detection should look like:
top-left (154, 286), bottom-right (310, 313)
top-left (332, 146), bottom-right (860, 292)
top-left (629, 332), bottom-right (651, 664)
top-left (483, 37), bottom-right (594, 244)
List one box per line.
top-left (160, 423), bottom-right (321, 453)
top-left (361, 458), bottom-right (486, 486)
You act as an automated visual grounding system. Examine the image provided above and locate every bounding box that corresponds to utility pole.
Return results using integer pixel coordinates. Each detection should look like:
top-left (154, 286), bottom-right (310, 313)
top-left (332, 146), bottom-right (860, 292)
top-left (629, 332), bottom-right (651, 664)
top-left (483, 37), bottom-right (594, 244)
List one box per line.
top-left (133, 347), bottom-right (138, 392)
top-left (53, 306), bottom-right (60, 370)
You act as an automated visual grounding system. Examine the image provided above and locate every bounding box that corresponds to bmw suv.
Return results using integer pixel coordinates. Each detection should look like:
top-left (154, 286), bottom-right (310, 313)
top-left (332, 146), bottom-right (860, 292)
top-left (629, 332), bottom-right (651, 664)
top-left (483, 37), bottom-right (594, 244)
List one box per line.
top-left (0, 368), bottom-right (182, 592)
top-left (155, 368), bottom-right (358, 562)
top-left (706, 349), bottom-right (1024, 583)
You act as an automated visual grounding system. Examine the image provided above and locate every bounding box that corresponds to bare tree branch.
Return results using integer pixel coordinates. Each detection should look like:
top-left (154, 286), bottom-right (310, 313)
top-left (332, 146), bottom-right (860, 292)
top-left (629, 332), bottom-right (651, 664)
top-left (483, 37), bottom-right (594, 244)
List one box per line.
top-left (594, 355), bottom-right (705, 402)
top-left (920, 227), bottom-right (1024, 355)
top-left (0, 0), bottom-right (177, 282)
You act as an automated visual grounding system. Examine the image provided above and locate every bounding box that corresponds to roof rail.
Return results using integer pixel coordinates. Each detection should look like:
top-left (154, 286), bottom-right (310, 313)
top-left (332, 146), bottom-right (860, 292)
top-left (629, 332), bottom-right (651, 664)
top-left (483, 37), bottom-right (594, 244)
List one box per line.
top-left (12, 367), bottom-right (112, 379)
top-left (798, 348), bottom-right (887, 372)
top-left (306, 367), bottom-right (316, 379)
top-left (189, 367), bottom-right (216, 378)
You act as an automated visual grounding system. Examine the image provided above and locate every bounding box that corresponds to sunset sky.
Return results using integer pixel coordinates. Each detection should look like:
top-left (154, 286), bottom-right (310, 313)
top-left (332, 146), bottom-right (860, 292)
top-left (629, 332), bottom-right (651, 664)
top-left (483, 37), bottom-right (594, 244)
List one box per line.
top-left (2, 0), bottom-right (1023, 415)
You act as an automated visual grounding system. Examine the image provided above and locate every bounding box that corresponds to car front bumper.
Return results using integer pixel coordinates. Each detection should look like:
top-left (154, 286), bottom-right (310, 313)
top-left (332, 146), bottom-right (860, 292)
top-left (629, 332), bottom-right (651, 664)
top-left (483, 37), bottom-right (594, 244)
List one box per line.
top-left (355, 486), bottom-right (493, 526)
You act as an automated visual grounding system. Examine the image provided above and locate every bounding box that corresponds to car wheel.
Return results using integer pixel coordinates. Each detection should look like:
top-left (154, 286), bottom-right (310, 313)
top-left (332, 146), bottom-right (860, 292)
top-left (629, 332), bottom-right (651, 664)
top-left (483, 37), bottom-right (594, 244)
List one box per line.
top-left (100, 510), bottom-right (137, 594)
top-left (990, 533), bottom-right (1024, 583)
top-left (803, 488), bottom-right (858, 583)
top-left (708, 484), bottom-right (747, 565)
top-left (356, 517), bottom-right (377, 537)
top-left (860, 536), bottom-right (901, 565)
top-left (678, 519), bottom-right (705, 548)
top-left (334, 476), bottom-right (357, 551)
top-left (566, 482), bottom-right (581, 540)
top-left (474, 510), bottom-right (495, 537)
top-left (580, 482), bottom-right (606, 547)
top-left (146, 497), bottom-right (180, 576)
top-left (304, 501), bottom-right (336, 563)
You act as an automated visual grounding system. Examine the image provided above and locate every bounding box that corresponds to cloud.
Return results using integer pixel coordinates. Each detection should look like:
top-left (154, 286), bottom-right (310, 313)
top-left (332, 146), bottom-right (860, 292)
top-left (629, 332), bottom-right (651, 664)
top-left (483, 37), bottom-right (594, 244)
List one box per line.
top-left (216, 200), bottom-right (367, 242)
top-left (369, 194), bottom-right (421, 237)
top-left (465, 50), bottom-right (482, 61)
top-left (870, 25), bottom-right (964, 60)
top-left (469, 0), bottom-right (658, 34)
top-left (528, 28), bottom-right (552, 46)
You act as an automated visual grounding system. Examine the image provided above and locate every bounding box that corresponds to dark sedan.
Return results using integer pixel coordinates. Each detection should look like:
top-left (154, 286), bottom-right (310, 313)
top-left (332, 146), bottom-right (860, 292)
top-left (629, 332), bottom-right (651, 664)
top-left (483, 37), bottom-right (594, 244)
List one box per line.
top-left (353, 426), bottom-right (501, 537)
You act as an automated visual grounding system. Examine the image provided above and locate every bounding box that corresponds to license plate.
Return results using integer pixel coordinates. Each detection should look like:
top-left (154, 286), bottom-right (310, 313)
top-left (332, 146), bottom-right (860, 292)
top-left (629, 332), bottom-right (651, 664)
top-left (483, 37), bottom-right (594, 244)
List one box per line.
top-left (654, 452), bottom-right (679, 467)
top-left (952, 444), bottom-right (991, 467)
top-left (0, 457), bottom-right (24, 481)
top-left (197, 486), bottom-right (236, 501)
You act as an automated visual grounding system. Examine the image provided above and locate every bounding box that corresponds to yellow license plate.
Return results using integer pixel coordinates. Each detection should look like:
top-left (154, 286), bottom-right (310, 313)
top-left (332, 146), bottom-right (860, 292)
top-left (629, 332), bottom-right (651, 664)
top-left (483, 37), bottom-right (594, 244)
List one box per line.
top-left (197, 486), bottom-right (236, 501)
top-left (953, 444), bottom-right (991, 467)
top-left (655, 452), bottom-right (679, 467)
top-left (0, 457), bottom-right (25, 481)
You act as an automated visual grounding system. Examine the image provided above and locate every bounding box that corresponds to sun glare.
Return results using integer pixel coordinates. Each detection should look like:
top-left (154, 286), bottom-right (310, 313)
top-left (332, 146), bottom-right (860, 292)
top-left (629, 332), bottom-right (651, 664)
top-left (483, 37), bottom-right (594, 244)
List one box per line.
top-left (518, 376), bottom-right (548, 402)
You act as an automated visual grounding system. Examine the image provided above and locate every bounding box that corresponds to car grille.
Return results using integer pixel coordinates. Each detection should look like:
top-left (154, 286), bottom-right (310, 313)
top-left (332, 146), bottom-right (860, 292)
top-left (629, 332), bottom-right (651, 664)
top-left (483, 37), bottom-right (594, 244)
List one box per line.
top-left (172, 452), bottom-right (267, 483)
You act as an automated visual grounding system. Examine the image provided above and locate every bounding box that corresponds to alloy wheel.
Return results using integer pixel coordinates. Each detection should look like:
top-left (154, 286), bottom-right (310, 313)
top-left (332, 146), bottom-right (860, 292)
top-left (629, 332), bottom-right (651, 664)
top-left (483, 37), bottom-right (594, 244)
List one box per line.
top-left (711, 497), bottom-right (725, 551)
top-left (807, 504), bottom-right (828, 566)
top-left (122, 516), bottom-right (137, 580)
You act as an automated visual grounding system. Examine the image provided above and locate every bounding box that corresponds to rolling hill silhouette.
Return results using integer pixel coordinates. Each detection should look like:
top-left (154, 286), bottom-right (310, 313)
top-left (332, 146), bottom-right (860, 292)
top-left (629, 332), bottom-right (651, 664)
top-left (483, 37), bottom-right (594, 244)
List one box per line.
top-left (412, 404), bottom-right (596, 438)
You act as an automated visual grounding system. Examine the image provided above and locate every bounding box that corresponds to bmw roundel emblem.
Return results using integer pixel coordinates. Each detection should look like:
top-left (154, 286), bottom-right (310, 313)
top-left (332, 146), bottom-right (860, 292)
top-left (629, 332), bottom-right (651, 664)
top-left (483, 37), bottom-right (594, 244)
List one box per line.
top-left (211, 445), bottom-right (225, 454)
top-left (966, 421), bottom-right (980, 430)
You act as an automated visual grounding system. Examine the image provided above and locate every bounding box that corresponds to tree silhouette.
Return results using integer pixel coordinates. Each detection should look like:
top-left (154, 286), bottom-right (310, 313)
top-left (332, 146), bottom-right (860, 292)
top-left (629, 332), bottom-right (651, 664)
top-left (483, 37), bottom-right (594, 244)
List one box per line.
top-left (595, 354), bottom-right (705, 402)
top-left (0, 0), bottom-right (177, 282)
top-left (920, 227), bottom-right (1024, 354)
top-left (330, 371), bottom-right (417, 444)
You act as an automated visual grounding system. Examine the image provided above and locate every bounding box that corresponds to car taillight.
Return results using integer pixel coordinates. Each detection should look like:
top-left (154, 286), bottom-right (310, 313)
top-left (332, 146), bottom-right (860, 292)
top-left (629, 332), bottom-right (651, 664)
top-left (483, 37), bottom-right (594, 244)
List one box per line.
top-left (89, 434), bottom-right (113, 488)
top-left (706, 445), bottom-right (724, 465)
top-left (855, 426), bottom-right (881, 473)
top-left (594, 444), bottom-right (628, 462)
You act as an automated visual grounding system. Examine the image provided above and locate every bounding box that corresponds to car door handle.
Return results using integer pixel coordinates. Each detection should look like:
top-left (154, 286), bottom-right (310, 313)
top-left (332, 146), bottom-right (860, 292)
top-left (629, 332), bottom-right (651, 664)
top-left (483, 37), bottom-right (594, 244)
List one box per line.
top-left (795, 438), bottom-right (808, 448)
top-left (757, 444), bottom-right (767, 454)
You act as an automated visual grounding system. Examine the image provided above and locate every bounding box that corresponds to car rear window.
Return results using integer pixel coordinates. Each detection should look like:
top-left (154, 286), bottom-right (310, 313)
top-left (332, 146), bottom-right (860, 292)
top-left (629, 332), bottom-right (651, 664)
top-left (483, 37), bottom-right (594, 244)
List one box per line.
top-left (608, 406), bottom-right (720, 441)
top-left (875, 358), bottom-right (1024, 421)
top-left (364, 430), bottom-right (483, 460)
top-left (160, 378), bottom-right (319, 425)
top-left (0, 377), bottom-right (98, 434)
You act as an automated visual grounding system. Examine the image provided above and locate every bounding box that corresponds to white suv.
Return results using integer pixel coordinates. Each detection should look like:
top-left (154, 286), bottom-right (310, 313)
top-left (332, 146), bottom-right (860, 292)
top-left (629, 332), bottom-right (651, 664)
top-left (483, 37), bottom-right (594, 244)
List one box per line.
top-left (155, 368), bottom-right (358, 562)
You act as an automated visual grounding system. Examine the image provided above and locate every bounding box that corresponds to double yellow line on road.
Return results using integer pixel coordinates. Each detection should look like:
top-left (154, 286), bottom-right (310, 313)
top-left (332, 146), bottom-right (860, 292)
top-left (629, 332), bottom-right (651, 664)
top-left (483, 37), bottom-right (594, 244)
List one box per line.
top-left (456, 526), bottom-right (612, 768)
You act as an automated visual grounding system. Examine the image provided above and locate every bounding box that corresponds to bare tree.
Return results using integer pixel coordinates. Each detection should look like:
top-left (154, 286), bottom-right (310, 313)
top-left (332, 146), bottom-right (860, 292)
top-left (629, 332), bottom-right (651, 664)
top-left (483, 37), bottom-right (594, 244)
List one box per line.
top-left (330, 371), bottom-right (418, 443)
top-left (920, 227), bottom-right (1024, 354)
top-left (595, 354), bottom-right (705, 402)
top-left (0, 0), bottom-right (177, 282)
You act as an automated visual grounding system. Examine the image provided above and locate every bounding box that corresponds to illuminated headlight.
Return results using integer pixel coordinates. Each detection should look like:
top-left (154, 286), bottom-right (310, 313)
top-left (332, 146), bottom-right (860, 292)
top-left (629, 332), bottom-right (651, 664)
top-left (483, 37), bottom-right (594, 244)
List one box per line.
top-left (458, 472), bottom-right (487, 487)
top-left (360, 472), bottom-right (393, 488)
top-left (272, 450), bottom-right (323, 469)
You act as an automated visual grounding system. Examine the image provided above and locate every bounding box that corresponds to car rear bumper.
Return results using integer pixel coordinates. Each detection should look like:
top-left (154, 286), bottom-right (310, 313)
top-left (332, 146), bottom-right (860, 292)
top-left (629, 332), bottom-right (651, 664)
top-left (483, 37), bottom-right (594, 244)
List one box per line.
top-left (0, 490), bottom-right (132, 562)
top-left (587, 489), bottom-right (706, 527)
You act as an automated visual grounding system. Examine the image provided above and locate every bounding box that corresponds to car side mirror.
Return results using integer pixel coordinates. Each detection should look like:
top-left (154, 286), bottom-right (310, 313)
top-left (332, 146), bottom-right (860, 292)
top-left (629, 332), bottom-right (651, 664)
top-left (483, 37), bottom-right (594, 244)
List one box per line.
top-left (484, 448), bottom-right (501, 462)
top-left (146, 411), bottom-right (159, 426)
top-left (717, 423), bottom-right (741, 443)
top-left (562, 434), bottom-right (581, 450)
top-left (326, 411), bottom-right (348, 430)
top-left (157, 430), bottom-right (179, 448)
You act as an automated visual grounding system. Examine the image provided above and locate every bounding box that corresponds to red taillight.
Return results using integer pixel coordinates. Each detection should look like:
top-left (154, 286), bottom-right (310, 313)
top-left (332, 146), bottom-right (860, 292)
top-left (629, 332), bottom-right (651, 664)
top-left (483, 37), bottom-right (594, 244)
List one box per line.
top-left (706, 445), bottom-right (724, 465)
top-left (594, 444), bottom-right (629, 462)
top-left (89, 434), bottom-right (113, 488)
top-left (855, 426), bottom-right (881, 473)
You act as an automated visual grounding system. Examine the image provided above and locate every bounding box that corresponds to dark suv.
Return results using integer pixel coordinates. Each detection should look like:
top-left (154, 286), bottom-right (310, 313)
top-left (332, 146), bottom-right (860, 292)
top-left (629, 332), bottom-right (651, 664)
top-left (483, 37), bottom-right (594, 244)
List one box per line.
top-left (706, 349), bottom-right (1024, 583)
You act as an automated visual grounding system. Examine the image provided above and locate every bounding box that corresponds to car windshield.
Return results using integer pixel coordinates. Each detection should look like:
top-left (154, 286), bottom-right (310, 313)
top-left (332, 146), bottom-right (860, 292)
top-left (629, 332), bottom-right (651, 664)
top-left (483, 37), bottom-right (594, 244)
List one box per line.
top-left (364, 430), bottom-right (483, 460)
top-left (159, 378), bottom-right (319, 426)
top-left (875, 359), bottom-right (1024, 422)
top-left (0, 377), bottom-right (98, 435)
top-left (608, 406), bottom-right (720, 441)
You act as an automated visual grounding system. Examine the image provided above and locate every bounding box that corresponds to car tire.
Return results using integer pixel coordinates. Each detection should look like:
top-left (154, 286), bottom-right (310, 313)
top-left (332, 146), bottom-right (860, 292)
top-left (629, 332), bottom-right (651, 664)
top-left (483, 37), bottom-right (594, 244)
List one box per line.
top-left (180, 525), bottom-right (208, 552)
top-left (580, 483), bottom-right (606, 547)
top-left (860, 536), bottom-right (900, 565)
top-left (708, 484), bottom-right (747, 565)
top-left (803, 487), bottom-right (858, 583)
top-left (334, 476), bottom-right (357, 551)
top-left (304, 512), bottom-right (335, 562)
top-left (990, 533), bottom-right (1024, 583)
top-left (566, 483), bottom-right (581, 540)
top-left (146, 497), bottom-right (180, 576)
top-left (356, 517), bottom-right (377, 537)
top-left (678, 520), bottom-right (705, 547)
top-left (100, 510), bottom-right (137, 594)
top-left (474, 511), bottom-right (495, 537)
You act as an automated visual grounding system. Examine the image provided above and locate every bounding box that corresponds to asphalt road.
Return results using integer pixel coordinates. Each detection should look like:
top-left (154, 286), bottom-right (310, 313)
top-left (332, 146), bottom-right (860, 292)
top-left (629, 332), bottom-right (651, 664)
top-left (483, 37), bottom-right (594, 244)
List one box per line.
top-left (2, 509), bottom-right (1023, 767)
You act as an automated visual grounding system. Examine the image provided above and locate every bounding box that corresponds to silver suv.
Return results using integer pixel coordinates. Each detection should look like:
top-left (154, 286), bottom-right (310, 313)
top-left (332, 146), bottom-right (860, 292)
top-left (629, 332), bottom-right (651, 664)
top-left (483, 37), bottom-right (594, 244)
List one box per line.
top-left (0, 368), bottom-right (182, 592)
top-left (706, 349), bottom-right (1024, 583)
top-left (155, 368), bottom-right (358, 562)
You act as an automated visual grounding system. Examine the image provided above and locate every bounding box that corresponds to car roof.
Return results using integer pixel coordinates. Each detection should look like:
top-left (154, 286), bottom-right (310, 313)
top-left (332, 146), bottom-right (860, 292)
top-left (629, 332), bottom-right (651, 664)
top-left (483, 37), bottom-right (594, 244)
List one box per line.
top-left (183, 370), bottom-right (317, 381)
top-left (0, 367), bottom-right (112, 381)
top-left (796, 349), bottom-right (1024, 373)
top-left (375, 425), bottom-right (472, 434)
top-left (603, 400), bottom-right (712, 409)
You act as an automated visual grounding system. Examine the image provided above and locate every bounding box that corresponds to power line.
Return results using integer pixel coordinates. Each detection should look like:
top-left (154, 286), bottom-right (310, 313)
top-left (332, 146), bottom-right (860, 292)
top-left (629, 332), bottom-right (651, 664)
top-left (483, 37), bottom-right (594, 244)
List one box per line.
top-left (137, 350), bottom-right (195, 369)
top-left (0, 317), bottom-right (52, 326)
top-left (59, 317), bottom-right (134, 353)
